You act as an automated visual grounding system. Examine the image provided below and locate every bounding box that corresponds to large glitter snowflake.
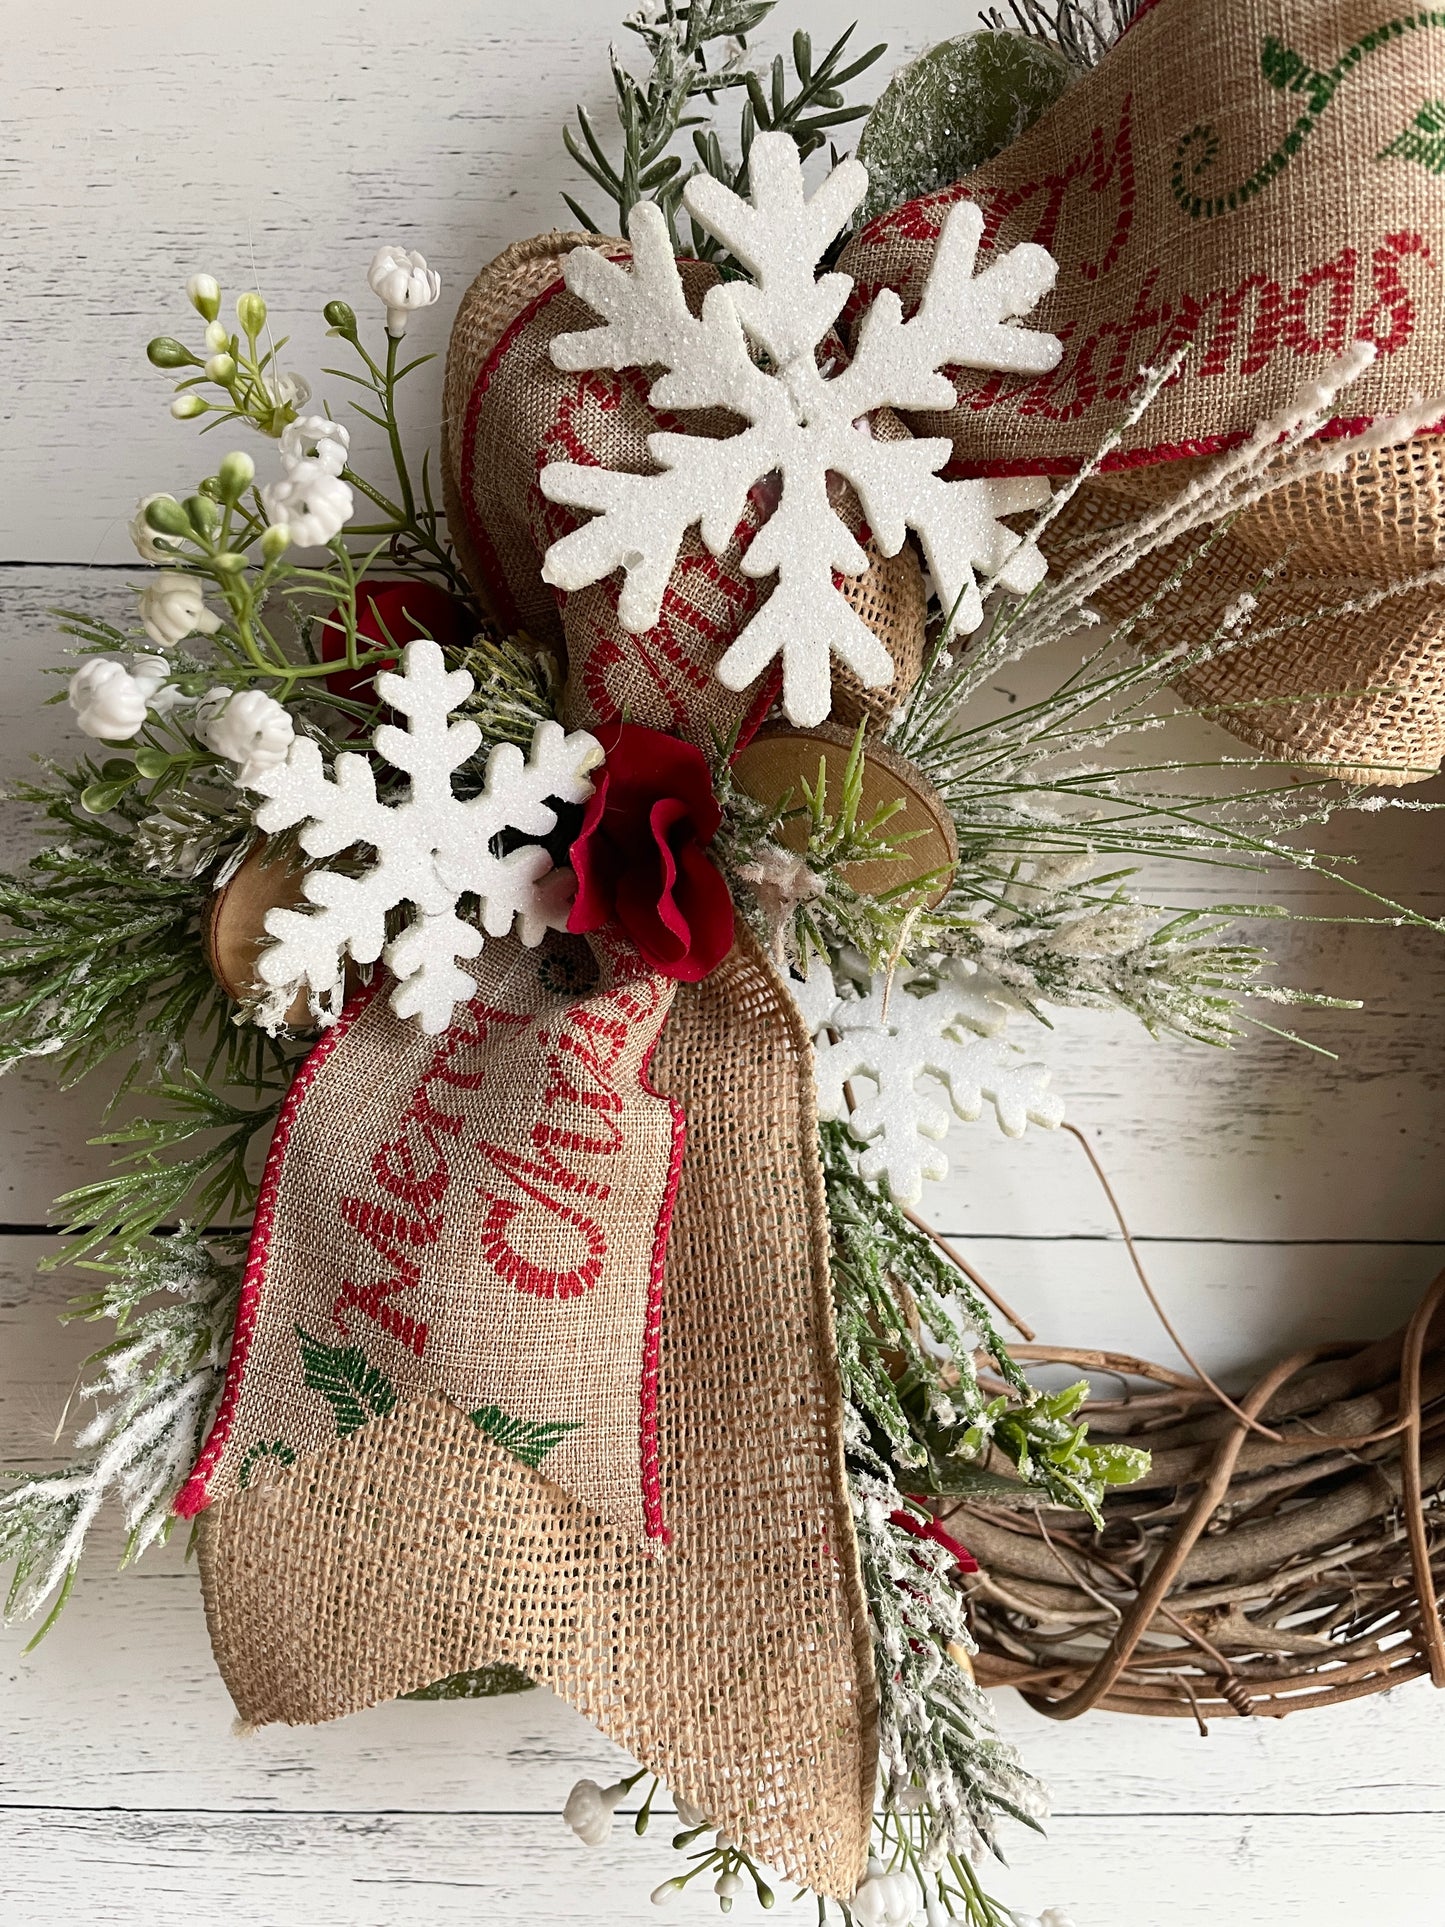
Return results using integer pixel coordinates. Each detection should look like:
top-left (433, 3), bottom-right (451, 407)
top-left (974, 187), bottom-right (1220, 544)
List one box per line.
top-left (249, 639), bottom-right (603, 1034)
top-left (539, 132), bottom-right (1063, 729)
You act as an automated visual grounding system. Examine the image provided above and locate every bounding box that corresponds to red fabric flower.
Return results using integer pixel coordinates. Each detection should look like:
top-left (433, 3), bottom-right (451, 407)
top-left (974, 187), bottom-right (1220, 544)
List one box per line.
top-left (890, 1504), bottom-right (980, 1576)
top-left (567, 723), bottom-right (734, 982)
top-left (321, 579), bottom-right (473, 706)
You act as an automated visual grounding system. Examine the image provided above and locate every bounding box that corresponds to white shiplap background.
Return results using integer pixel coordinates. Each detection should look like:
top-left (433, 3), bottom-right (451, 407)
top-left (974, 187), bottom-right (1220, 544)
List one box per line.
top-left (3, 2), bottom-right (1444, 1921)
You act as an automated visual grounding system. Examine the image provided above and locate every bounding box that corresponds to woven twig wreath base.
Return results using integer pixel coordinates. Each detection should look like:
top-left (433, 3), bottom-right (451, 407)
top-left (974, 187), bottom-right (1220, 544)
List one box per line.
top-left (950, 1270), bottom-right (1445, 1725)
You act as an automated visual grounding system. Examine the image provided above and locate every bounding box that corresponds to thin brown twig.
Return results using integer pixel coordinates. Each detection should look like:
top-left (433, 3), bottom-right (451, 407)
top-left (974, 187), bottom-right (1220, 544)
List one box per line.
top-left (1397, 1267), bottom-right (1445, 1687)
top-left (896, 1202), bottom-right (1037, 1342)
top-left (1024, 1347), bottom-right (1318, 1720)
top-left (1061, 1120), bottom-right (1284, 1442)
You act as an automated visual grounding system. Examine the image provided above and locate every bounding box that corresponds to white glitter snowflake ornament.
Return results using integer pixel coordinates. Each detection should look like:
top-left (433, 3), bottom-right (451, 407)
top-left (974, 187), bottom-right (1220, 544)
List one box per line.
top-left (539, 132), bottom-right (1062, 728)
top-left (813, 977), bottom-right (1064, 1204)
top-left (248, 639), bottom-right (602, 1034)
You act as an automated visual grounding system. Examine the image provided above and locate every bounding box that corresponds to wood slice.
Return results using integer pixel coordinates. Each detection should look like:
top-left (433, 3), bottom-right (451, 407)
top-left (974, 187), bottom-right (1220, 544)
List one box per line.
top-left (731, 723), bottom-right (957, 906)
top-left (204, 836), bottom-right (312, 1025)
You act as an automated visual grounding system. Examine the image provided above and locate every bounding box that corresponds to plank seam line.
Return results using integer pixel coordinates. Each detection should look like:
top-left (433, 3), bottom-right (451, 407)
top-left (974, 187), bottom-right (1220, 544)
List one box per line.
top-left (0, 1803), bottom-right (1438, 1819)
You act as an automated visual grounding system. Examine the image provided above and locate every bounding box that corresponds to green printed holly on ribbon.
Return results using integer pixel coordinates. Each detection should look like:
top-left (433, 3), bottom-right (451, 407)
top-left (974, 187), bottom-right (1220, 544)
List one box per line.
top-left (297, 1326), bottom-right (398, 1438)
top-left (296, 1326), bottom-right (580, 1471)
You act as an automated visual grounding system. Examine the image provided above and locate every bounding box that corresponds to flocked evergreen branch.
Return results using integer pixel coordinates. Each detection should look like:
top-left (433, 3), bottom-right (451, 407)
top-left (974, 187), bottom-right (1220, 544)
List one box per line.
top-left (453, 634), bottom-right (562, 758)
top-left (866, 350), bottom-right (1445, 1042)
top-left (824, 1121), bottom-right (1148, 1521)
top-left (848, 1417), bottom-right (1047, 1882)
top-left (53, 1075), bottom-right (283, 1265)
top-left (0, 762), bottom-right (249, 1082)
top-left (983, 0), bottom-right (1146, 69)
top-left (934, 859), bottom-right (1364, 1051)
top-left (0, 1231), bottom-right (242, 1631)
top-left (561, 1), bottom-right (884, 261)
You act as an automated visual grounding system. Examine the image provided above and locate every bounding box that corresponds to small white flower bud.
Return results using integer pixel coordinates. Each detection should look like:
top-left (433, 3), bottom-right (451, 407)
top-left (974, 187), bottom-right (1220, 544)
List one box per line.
top-left (170, 394), bottom-right (206, 420)
top-left (204, 320), bottom-right (230, 352)
top-left (561, 1777), bottom-right (628, 1849)
top-left (137, 572), bottom-right (221, 649)
top-left (217, 450), bottom-right (256, 501)
top-left (261, 369), bottom-right (312, 415)
top-left (205, 352), bottom-right (237, 384)
top-left (367, 243), bottom-right (442, 337)
top-left (196, 687), bottom-right (294, 787)
top-left (278, 415), bottom-right (350, 479)
top-left (129, 494), bottom-right (181, 564)
top-left (68, 657), bottom-right (146, 740)
top-left (260, 461), bottom-right (353, 548)
top-left (186, 273), bottom-right (221, 321)
top-left (260, 523), bottom-right (292, 562)
top-left (68, 655), bottom-right (174, 741)
top-left (236, 291), bottom-right (267, 336)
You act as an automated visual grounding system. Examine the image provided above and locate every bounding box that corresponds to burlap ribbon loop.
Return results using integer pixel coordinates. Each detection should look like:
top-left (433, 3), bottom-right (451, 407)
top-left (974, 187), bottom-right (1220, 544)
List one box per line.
top-left (837, 0), bottom-right (1445, 782)
top-left (442, 230), bottom-right (928, 743)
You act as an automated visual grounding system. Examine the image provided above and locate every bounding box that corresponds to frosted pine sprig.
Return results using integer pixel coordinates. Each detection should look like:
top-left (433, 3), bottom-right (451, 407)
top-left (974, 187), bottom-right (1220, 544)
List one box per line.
top-left (0, 1231), bottom-right (241, 1629)
top-left (848, 1415), bottom-right (1047, 1871)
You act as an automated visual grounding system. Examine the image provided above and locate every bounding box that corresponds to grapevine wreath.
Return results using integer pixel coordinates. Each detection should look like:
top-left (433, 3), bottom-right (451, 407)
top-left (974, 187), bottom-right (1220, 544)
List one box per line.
top-left (4, 1), bottom-right (1445, 1923)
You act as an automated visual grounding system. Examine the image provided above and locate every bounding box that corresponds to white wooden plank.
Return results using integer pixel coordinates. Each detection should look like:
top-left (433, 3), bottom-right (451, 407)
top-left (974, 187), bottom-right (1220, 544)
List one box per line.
top-left (0, 1809), bottom-right (723, 1927)
top-left (990, 1680), bottom-right (1445, 1821)
top-left (0, 1806), bottom-right (1437, 1927)
top-left (0, 0), bottom-right (944, 566)
top-left (982, 1813), bottom-right (1445, 1927)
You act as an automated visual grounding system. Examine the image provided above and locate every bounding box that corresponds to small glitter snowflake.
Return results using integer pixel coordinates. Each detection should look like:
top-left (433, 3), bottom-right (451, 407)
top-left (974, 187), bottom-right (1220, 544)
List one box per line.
top-left (248, 638), bottom-right (602, 1034)
top-left (539, 132), bottom-right (1062, 728)
top-left (810, 976), bottom-right (1064, 1204)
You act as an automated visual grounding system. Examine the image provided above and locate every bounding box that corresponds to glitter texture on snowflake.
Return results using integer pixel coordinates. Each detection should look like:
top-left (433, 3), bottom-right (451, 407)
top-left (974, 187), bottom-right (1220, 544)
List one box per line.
top-left (811, 976), bottom-right (1064, 1204)
top-left (539, 133), bottom-right (1062, 729)
top-left (249, 639), bottom-right (603, 1034)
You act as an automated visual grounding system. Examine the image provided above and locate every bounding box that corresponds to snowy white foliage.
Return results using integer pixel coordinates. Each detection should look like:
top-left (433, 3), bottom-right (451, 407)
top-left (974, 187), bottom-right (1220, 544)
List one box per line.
top-left (249, 638), bottom-right (603, 1034)
top-left (812, 975), bottom-right (1063, 1203)
top-left (539, 132), bottom-right (1061, 727)
top-left (0, 1232), bottom-right (241, 1623)
top-left (847, 1413), bottom-right (1047, 1869)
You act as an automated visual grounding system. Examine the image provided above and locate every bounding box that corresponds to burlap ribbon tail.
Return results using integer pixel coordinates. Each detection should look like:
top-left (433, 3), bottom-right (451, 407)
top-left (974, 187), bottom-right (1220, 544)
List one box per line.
top-left (180, 227), bottom-right (943, 1895)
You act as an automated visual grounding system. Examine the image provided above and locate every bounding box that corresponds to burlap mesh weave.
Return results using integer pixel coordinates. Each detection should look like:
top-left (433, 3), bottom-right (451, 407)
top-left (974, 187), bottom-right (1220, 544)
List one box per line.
top-left (835, 0), bottom-right (1445, 780)
top-left (1044, 449), bottom-right (1445, 782)
top-left (177, 934), bottom-right (681, 1538)
top-left (199, 932), bottom-right (876, 1896)
top-left (442, 231), bottom-right (925, 740)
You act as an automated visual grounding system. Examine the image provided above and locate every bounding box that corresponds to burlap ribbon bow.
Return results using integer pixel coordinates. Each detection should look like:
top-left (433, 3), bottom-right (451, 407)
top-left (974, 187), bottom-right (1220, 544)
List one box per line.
top-left (178, 7), bottom-right (1445, 1894)
top-left (180, 231), bottom-right (942, 1896)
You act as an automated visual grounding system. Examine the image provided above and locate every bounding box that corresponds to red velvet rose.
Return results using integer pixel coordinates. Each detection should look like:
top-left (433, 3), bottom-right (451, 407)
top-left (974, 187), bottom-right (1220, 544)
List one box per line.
top-left (321, 579), bottom-right (473, 707)
top-left (567, 723), bottom-right (734, 982)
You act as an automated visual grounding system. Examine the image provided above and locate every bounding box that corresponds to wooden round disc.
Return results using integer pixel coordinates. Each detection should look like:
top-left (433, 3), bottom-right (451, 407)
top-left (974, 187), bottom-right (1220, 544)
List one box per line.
top-left (731, 723), bottom-right (958, 906)
top-left (204, 836), bottom-right (312, 1025)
